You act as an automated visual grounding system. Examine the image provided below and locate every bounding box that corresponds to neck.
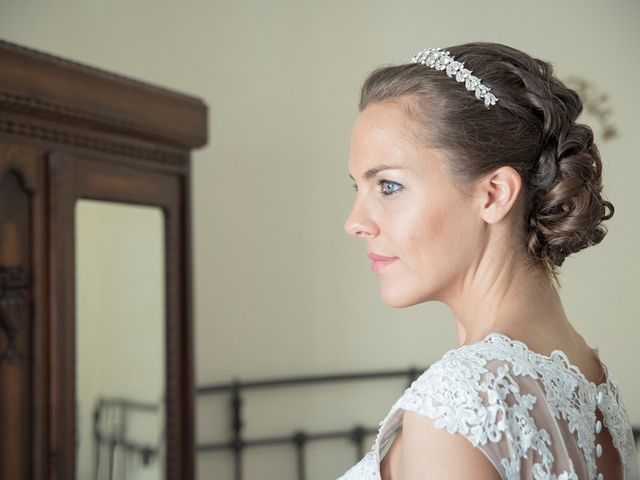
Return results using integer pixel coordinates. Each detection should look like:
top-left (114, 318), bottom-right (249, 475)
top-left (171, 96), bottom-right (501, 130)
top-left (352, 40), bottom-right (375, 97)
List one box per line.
top-left (443, 255), bottom-right (574, 349)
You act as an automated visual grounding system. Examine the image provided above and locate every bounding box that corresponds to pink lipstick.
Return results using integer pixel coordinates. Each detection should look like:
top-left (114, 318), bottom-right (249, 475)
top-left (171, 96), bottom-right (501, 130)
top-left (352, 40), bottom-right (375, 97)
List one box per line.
top-left (367, 252), bottom-right (398, 273)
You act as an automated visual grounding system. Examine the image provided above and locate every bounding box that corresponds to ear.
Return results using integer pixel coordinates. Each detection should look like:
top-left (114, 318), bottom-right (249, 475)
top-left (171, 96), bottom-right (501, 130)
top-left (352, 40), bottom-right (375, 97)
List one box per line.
top-left (476, 166), bottom-right (522, 225)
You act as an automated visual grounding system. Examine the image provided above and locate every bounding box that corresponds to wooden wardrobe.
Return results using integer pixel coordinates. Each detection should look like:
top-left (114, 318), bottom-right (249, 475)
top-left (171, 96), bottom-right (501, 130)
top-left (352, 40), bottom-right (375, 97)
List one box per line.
top-left (0, 39), bottom-right (208, 479)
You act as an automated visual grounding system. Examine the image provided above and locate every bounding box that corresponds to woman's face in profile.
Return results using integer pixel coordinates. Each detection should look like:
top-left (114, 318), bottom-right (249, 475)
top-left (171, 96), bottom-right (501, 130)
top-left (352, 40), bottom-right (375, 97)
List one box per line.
top-left (344, 100), bottom-right (483, 307)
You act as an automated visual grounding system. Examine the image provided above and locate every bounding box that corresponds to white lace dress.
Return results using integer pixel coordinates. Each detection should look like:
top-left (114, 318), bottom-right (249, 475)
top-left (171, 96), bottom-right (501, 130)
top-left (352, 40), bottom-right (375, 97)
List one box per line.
top-left (337, 332), bottom-right (639, 480)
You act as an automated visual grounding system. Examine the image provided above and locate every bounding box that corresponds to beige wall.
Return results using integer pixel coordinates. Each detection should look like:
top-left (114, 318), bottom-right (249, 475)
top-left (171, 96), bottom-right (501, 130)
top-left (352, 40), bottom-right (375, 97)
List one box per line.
top-left (1, 1), bottom-right (638, 478)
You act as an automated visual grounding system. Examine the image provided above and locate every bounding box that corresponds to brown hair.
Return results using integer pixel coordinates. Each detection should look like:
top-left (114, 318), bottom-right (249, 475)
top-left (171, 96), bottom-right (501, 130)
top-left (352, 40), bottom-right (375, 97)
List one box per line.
top-left (359, 41), bottom-right (614, 287)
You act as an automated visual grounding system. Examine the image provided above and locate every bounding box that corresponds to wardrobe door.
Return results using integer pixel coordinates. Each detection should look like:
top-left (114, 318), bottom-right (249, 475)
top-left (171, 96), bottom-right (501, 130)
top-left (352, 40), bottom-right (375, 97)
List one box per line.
top-left (48, 151), bottom-right (194, 480)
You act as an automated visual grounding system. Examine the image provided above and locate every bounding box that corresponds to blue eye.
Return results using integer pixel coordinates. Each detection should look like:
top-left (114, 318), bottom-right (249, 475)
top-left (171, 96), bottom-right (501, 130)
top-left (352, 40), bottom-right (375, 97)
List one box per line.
top-left (351, 180), bottom-right (403, 195)
top-left (378, 179), bottom-right (403, 196)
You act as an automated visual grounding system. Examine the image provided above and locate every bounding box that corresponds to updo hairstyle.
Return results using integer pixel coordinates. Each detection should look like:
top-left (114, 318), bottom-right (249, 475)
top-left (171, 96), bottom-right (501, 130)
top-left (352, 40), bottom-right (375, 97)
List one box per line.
top-left (359, 42), bottom-right (614, 287)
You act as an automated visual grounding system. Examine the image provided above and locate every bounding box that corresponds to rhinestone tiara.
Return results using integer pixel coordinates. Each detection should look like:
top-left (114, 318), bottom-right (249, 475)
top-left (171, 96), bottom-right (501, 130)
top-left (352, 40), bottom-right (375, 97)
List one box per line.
top-left (409, 47), bottom-right (498, 107)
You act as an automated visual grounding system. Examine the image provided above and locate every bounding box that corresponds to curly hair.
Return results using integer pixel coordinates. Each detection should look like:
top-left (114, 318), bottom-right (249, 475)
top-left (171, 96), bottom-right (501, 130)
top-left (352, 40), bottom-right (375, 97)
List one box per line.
top-left (358, 41), bottom-right (614, 287)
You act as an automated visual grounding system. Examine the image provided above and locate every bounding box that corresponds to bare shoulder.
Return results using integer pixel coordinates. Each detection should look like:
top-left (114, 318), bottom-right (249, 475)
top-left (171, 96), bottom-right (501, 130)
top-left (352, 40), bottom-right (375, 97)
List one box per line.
top-left (396, 409), bottom-right (501, 480)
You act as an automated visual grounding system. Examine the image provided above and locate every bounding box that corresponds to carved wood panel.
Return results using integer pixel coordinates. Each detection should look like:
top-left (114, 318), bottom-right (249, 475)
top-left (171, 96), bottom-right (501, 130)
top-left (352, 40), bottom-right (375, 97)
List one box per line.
top-left (0, 168), bottom-right (32, 480)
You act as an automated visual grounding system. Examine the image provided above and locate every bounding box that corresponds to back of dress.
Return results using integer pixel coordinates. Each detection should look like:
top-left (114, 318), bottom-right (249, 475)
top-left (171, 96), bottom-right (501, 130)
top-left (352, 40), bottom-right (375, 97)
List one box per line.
top-left (337, 332), bottom-right (640, 480)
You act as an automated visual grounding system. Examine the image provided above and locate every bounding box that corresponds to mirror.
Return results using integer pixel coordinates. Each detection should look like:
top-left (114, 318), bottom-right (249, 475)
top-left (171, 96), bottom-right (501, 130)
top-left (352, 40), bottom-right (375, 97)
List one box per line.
top-left (75, 199), bottom-right (166, 480)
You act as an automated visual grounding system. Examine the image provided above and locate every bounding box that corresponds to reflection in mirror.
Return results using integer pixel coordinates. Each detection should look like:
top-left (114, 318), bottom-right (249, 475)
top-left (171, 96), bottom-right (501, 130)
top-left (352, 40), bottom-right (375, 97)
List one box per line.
top-left (75, 199), bottom-right (165, 480)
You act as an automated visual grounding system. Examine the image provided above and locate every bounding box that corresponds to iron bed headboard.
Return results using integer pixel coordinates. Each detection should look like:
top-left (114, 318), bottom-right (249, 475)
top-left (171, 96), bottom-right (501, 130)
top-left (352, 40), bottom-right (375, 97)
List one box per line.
top-left (195, 368), bottom-right (640, 480)
top-left (196, 367), bottom-right (427, 480)
top-left (92, 368), bottom-right (640, 479)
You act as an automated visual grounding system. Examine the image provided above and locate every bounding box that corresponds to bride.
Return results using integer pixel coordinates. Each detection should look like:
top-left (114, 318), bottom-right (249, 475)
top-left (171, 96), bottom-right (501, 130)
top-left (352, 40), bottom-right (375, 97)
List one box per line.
top-left (338, 42), bottom-right (639, 479)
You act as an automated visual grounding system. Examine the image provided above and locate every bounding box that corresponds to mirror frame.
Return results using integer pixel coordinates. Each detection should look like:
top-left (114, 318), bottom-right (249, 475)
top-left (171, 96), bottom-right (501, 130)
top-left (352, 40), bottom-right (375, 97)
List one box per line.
top-left (48, 150), bottom-right (194, 479)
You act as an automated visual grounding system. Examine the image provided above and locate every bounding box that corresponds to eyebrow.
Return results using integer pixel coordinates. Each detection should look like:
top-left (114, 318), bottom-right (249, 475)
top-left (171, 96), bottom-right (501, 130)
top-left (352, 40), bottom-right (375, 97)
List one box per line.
top-left (348, 165), bottom-right (406, 181)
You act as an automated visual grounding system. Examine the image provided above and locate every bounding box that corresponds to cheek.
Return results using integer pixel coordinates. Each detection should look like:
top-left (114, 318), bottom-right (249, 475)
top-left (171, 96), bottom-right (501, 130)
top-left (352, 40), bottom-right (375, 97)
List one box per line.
top-left (404, 195), bottom-right (474, 268)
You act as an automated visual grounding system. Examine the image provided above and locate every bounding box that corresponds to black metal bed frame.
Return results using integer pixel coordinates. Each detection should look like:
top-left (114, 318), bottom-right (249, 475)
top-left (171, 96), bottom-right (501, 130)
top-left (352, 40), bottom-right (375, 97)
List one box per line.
top-left (92, 397), bottom-right (163, 480)
top-left (93, 368), bottom-right (640, 480)
top-left (196, 366), bottom-right (427, 480)
top-left (195, 367), bottom-right (640, 480)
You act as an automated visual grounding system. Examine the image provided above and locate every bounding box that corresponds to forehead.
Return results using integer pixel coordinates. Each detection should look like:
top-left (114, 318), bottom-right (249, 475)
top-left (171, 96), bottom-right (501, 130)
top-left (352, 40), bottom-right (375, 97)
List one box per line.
top-left (348, 101), bottom-right (430, 175)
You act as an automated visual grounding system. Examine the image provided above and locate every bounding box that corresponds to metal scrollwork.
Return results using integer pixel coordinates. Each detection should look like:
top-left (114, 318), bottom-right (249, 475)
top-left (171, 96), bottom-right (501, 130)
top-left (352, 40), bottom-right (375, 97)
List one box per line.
top-left (0, 266), bottom-right (30, 363)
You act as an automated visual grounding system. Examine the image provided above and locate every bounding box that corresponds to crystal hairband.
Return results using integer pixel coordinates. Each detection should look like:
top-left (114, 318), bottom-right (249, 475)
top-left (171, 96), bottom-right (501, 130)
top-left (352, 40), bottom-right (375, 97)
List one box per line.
top-left (409, 47), bottom-right (499, 107)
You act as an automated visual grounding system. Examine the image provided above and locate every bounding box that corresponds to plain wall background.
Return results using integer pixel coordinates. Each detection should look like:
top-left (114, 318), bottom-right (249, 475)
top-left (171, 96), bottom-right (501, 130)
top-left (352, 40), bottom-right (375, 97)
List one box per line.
top-left (1, 1), bottom-right (638, 478)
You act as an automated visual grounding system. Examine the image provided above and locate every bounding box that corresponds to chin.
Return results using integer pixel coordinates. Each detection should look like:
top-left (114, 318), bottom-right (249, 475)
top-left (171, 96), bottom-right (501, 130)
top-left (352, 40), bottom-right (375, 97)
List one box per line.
top-left (379, 285), bottom-right (431, 308)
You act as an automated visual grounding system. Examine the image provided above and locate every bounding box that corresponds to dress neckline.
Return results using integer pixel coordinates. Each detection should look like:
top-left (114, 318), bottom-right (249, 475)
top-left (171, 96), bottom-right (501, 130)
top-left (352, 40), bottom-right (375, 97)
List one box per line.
top-left (475, 331), bottom-right (610, 390)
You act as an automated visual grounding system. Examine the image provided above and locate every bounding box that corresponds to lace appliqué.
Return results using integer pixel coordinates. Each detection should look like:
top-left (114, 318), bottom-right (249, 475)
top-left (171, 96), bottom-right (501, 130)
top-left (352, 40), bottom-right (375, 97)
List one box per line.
top-left (394, 348), bottom-right (578, 479)
top-left (337, 333), bottom-right (638, 480)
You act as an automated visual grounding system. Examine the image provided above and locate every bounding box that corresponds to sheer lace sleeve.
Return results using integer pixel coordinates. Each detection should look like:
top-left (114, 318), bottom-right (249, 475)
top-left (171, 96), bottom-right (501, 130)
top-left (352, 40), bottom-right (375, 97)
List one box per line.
top-left (383, 336), bottom-right (640, 480)
top-left (394, 353), bottom-right (580, 479)
top-left (339, 334), bottom-right (639, 480)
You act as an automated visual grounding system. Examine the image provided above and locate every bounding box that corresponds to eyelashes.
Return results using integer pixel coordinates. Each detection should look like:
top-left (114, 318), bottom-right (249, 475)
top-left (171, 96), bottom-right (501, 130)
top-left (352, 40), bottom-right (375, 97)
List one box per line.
top-left (351, 179), bottom-right (404, 196)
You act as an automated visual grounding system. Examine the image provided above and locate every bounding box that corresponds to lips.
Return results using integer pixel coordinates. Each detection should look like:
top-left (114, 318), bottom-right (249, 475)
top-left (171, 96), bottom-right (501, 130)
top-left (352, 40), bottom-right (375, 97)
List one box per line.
top-left (367, 252), bottom-right (397, 261)
top-left (367, 251), bottom-right (398, 272)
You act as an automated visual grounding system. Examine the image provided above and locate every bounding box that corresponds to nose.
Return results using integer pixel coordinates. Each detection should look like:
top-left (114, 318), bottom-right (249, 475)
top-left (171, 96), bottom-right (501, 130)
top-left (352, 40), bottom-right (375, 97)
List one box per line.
top-left (344, 199), bottom-right (378, 239)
